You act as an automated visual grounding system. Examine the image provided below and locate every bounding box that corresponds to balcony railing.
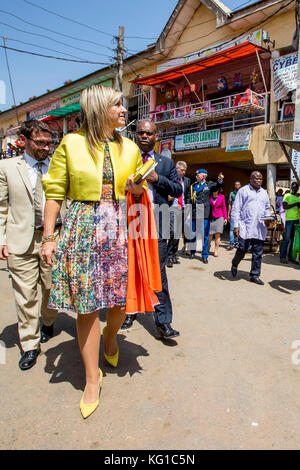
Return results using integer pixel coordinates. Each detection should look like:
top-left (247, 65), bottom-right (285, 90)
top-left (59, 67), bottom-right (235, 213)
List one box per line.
top-left (148, 90), bottom-right (266, 129)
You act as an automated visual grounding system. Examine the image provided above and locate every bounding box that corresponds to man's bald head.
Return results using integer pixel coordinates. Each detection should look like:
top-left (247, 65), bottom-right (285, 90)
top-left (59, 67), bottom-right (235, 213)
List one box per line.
top-left (136, 120), bottom-right (158, 153)
top-left (250, 171), bottom-right (263, 190)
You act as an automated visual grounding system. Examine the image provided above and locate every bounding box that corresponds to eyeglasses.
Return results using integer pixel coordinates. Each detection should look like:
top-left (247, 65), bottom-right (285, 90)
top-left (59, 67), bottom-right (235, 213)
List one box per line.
top-left (29, 138), bottom-right (53, 148)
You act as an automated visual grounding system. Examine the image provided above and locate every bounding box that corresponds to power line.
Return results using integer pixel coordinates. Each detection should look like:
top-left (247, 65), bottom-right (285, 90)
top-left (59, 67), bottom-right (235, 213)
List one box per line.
top-left (0, 21), bottom-right (113, 59)
top-left (0, 44), bottom-right (112, 65)
top-left (0, 9), bottom-right (115, 51)
top-left (23, 0), bottom-right (114, 38)
top-left (2, 36), bottom-right (92, 61)
top-left (2, 37), bottom-right (19, 123)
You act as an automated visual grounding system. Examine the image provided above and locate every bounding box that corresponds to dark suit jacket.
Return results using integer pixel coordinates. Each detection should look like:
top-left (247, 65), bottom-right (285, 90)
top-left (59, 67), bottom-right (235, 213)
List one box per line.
top-left (183, 176), bottom-right (191, 206)
top-left (152, 152), bottom-right (182, 207)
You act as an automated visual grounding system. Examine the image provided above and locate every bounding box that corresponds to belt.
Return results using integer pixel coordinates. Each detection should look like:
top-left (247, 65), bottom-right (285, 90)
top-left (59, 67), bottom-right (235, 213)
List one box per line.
top-left (35, 223), bottom-right (62, 232)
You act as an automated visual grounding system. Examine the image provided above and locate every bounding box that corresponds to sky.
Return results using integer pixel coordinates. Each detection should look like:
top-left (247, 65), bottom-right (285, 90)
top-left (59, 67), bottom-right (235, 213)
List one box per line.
top-left (0, 0), bottom-right (259, 112)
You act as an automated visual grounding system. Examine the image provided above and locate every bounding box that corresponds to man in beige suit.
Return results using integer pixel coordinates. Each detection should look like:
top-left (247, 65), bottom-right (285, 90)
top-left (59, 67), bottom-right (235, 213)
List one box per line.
top-left (0, 120), bottom-right (61, 370)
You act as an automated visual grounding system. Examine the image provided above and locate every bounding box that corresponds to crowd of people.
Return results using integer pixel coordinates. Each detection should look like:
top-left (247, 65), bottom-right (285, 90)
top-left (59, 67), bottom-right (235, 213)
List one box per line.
top-left (0, 84), bottom-right (299, 420)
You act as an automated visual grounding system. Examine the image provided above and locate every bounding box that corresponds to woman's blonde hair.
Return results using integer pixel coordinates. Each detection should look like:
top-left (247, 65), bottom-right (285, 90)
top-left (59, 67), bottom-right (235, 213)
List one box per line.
top-left (79, 85), bottom-right (123, 160)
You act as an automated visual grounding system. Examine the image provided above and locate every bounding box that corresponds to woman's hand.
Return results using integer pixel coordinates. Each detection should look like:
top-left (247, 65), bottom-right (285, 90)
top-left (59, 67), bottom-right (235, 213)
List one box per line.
top-left (42, 241), bottom-right (57, 267)
top-left (125, 175), bottom-right (143, 196)
top-left (224, 219), bottom-right (227, 226)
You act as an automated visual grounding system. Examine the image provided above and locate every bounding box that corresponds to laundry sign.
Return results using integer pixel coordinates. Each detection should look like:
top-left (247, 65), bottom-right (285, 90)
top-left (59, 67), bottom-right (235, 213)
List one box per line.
top-left (174, 129), bottom-right (220, 152)
top-left (271, 52), bottom-right (298, 102)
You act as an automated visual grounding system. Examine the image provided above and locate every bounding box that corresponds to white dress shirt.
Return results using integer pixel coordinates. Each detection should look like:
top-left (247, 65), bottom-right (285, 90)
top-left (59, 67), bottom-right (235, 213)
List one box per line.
top-left (141, 148), bottom-right (155, 207)
top-left (23, 152), bottom-right (50, 225)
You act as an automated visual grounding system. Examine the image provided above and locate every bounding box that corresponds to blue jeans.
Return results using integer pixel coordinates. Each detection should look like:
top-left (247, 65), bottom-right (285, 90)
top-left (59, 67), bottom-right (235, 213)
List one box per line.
top-left (229, 219), bottom-right (238, 247)
top-left (280, 219), bottom-right (299, 260)
top-left (190, 218), bottom-right (210, 258)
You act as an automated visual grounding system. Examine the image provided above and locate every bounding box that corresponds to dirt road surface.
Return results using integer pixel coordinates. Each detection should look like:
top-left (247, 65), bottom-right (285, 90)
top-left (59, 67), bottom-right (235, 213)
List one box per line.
top-left (0, 246), bottom-right (299, 450)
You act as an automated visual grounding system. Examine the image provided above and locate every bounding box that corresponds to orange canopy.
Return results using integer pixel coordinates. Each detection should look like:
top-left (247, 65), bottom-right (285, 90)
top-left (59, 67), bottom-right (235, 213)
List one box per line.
top-left (131, 41), bottom-right (267, 86)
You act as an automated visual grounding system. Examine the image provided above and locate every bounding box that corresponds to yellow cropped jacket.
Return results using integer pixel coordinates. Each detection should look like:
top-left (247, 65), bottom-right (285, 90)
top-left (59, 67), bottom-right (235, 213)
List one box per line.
top-left (42, 131), bottom-right (143, 200)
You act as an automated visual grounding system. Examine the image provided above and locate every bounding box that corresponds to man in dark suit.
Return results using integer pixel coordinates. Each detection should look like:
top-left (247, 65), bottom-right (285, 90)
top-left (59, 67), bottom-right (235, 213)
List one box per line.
top-left (167, 161), bottom-right (191, 267)
top-left (121, 120), bottom-right (182, 339)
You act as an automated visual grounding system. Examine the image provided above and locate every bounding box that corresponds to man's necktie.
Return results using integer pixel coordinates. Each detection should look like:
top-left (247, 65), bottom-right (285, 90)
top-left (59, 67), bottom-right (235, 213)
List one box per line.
top-left (34, 162), bottom-right (44, 228)
top-left (178, 179), bottom-right (183, 209)
top-left (142, 152), bottom-right (150, 164)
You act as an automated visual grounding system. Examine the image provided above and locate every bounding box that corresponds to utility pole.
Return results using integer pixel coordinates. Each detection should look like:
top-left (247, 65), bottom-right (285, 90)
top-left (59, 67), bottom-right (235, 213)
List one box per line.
top-left (115, 26), bottom-right (124, 92)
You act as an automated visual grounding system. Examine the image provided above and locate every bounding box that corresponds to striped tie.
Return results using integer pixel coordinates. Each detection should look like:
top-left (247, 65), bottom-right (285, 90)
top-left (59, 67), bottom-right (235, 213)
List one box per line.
top-left (34, 162), bottom-right (44, 228)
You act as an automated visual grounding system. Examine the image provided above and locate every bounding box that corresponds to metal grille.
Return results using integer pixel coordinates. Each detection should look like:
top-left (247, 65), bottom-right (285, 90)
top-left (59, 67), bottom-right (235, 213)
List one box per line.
top-left (134, 85), bottom-right (150, 121)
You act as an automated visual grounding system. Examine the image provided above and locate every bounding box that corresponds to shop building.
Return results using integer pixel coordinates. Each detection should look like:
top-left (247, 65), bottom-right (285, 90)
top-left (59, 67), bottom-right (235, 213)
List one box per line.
top-left (123, 0), bottom-right (297, 203)
top-left (0, 68), bottom-right (113, 155)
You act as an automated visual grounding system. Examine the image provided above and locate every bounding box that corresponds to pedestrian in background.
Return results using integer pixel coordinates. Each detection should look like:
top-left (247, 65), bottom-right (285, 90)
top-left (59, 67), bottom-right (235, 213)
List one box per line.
top-left (167, 160), bottom-right (191, 267)
top-left (280, 182), bottom-right (300, 264)
top-left (227, 181), bottom-right (241, 250)
top-left (209, 188), bottom-right (227, 257)
top-left (188, 169), bottom-right (224, 263)
top-left (230, 171), bottom-right (273, 285)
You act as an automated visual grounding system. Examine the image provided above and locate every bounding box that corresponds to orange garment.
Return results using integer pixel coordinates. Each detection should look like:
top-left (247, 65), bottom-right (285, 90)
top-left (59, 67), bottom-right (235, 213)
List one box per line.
top-left (126, 189), bottom-right (162, 314)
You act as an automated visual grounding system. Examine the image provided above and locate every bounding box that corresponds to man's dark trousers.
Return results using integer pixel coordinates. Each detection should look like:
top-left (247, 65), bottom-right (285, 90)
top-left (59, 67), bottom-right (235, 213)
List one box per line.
top-left (154, 238), bottom-right (173, 326)
top-left (232, 237), bottom-right (264, 279)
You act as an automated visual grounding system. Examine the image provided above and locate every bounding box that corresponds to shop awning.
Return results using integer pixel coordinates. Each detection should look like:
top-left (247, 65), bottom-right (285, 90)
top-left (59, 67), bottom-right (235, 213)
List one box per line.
top-left (131, 41), bottom-right (268, 86)
top-left (45, 102), bottom-right (80, 117)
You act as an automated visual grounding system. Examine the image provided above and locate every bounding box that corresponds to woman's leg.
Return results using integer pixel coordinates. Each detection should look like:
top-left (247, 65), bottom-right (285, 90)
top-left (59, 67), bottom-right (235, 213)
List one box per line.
top-left (214, 233), bottom-right (221, 256)
top-left (77, 311), bottom-right (101, 403)
top-left (208, 234), bottom-right (213, 253)
top-left (105, 306), bottom-right (127, 356)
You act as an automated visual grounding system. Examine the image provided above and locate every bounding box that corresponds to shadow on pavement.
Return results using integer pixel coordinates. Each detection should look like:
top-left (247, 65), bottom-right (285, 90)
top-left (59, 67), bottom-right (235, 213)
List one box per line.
top-left (214, 269), bottom-right (250, 282)
top-left (269, 279), bottom-right (300, 294)
top-left (44, 332), bottom-right (150, 391)
top-left (0, 322), bottom-right (21, 352)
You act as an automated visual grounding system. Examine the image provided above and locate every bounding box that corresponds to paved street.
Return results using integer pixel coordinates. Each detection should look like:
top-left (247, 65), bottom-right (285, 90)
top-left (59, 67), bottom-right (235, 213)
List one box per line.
top-left (0, 245), bottom-right (299, 450)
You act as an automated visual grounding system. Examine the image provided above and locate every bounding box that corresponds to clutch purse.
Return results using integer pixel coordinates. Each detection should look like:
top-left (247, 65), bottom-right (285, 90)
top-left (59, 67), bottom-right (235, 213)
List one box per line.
top-left (133, 158), bottom-right (157, 184)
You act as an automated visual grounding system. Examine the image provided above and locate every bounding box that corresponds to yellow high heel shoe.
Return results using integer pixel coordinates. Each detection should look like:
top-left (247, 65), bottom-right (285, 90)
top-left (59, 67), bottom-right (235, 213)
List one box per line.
top-left (80, 368), bottom-right (103, 419)
top-left (103, 326), bottom-right (119, 368)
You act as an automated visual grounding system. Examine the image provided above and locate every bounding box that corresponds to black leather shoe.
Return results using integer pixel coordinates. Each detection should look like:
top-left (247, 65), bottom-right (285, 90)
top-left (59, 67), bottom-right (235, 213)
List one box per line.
top-left (231, 265), bottom-right (238, 277)
top-left (172, 255), bottom-right (180, 264)
top-left (202, 258), bottom-right (208, 264)
top-left (250, 277), bottom-right (264, 285)
top-left (41, 324), bottom-right (54, 343)
top-left (166, 258), bottom-right (173, 268)
top-left (189, 253), bottom-right (195, 259)
top-left (19, 349), bottom-right (41, 371)
top-left (156, 323), bottom-right (180, 339)
top-left (121, 314), bottom-right (136, 330)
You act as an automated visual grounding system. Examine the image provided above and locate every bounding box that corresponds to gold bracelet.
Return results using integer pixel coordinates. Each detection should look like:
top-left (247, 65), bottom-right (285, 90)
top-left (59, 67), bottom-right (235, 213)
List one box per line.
top-left (42, 234), bottom-right (56, 244)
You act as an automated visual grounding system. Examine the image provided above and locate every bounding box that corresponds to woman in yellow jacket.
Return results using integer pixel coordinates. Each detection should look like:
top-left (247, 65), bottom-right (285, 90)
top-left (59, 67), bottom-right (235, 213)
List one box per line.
top-left (42, 85), bottom-right (144, 419)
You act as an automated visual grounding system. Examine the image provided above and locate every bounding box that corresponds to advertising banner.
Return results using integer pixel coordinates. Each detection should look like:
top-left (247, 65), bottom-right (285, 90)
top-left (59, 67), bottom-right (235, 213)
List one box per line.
top-left (226, 128), bottom-right (252, 152)
top-left (174, 129), bottom-right (220, 152)
top-left (271, 53), bottom-right (298, 102)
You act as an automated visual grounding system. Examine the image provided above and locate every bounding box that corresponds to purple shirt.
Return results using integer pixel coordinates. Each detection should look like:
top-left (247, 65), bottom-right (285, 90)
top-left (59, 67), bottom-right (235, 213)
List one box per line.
top-left (231, 184), bottom-right (271, 240)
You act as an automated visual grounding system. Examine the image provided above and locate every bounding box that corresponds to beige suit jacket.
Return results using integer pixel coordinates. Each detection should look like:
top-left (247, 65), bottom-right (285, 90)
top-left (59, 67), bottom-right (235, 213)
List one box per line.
top-left (0, 156), bottom-right (65, 255)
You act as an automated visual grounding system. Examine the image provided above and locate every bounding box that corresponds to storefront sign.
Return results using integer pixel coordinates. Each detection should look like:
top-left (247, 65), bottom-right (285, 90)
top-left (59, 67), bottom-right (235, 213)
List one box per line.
top-left (280, 102), bottom-right (295, 121)
top-left (291, 132), bottom-right (300, 182)
top-left (271, 52), bottom-right (298, 102)
top-left (159, 139), bottom-right (172, 158)
top-left (174, 129), bottom-right (220, 152)
top-left (61, 92), bottom-right (81, 106)
top-left (29, 100), bottom-right (61, 120)
top-left (226, 128), bottom-right (252, 152)
top-left (157, 30), bottom-right (263, 73)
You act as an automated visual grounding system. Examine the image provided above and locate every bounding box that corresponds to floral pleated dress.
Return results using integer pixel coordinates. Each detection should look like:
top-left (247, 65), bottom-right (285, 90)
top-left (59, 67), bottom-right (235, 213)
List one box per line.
top-left (48, 142), bottom-right (128, 314)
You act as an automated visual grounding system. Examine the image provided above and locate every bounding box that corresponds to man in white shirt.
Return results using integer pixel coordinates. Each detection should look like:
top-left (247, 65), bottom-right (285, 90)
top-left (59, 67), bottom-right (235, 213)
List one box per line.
top-left (0, 120), bottom-right (60, 370)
